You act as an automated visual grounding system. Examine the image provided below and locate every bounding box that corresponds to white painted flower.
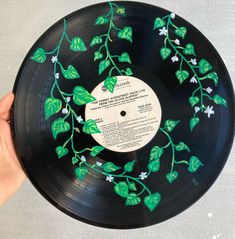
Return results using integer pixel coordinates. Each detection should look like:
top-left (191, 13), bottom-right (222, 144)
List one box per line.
top-left (190, 77), bottom-right (197, 84)
top-left (106, 175), bottom-right (114, 182)
top-left (159, 27), bottom-right (168, 36)
top-left (139, 172), bottom-right (147, 180)
top-left (55, 73), bottom-right (59, 79)
top-left (170, 12), bottom-right (176, 19)
top-left (76, 115), bottom-right (83, 123)
top-left (51, 56), bottom-right (58, 63)
top-left (174, 39), bottom-right (180, 45)
top-left (204, 106), bottom-right (215, 118)
top-left (66, 97), bottom-right (71, 102)
top-left (205, 87), bottom-right (213, 94)
top-left (171, 55), bottom-right (179, 63)
top-left (194, 106), bottom-right (200, 113)
top-left (61, 108), bottom-right (68, 114)
top-left (190, 58), bottom-right (197, 65)
top-left (96, 161), bottom-right (102, 167)
top-left (80, 155), bottom-right (86, 162)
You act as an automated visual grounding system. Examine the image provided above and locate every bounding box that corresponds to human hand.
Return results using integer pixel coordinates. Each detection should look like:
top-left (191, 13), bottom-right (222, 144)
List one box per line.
top-left (0, 92), bottom-right (26, 206)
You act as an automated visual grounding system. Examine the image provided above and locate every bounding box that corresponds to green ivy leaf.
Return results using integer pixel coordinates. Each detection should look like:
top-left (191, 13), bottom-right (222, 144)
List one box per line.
top-left (189, 96), bottom-right (199, 107)
top-left (73, 86), bottom-right (96, 105)
top-left (176, 70), bottom-right (189, 84)
top-left (149, 146), bottom-right (163, 161)
top-left (199, 59), bottom-right (212, 74)
top-left (125, 67), bottom-right (133, 76)
top-left (116, 6), bottom-right (126, 16)
top-left (99, 60), bottom-right (110, 75)
top-left (51, 118), bottom-right (70, 139)
top-left (44, 97), bottom-right (62, 120)
top-left (75, 166), bottom-right (88, 180)
top-left (124, 160), bottom-right (135, 172)
top-left (213, 94), bottom-right (227, 107)
top-left (190, 117), bottom-right (200, 132)
top-left (125, 193), bottom-right (141, 206)
top-left (31, 48), bottom-right (47, 63)
top-left (148, 159), bottom-right (160, 172)
top-left (166, 171), bottom-right (178, 183)
top-left (55, 146), bottom-right (68, 158)
top-left (90, 36), bottom-right (102, 46)
top-left (144, 192), bottom-right (161, 212)
top-left (70, 37), bottom-right (87, 52)
top-left (104, 76), bottom-right (117, 93)
top-left (82, 119), bottom-right (101, 134)
top-left (175, 142), bottom-right (190, 152)
top-left (160, 47), bottom-right (171, 60)
top-left (95, 16), bottom-right (109, 25)
top-left (114, 181), bottom-right (129, 198)
top-left (103, 162), bottom-right (121, 173)
top-left (128, 182), bottom-right (137, 191)
top-left (175, 27), bottom-right (187, 39)
top-left (183, 43), bottom-right (195, 55)
top-left (118, 26), bottom-right (133, 42)
top-left (118, 52), bottom-right (132, 64)
top-left (153, 17), bottom-right (166, 29)
top-left (164, 119), bottom-right (180, 132)
top-left (62, 65), bottom-right (80, 79)
top-left (188, 156), bottom-right (203, 172)
top-left (94, 51), bottom-right (103, 61)
top-left (207, 72), bottom-right (219, 86)
top-left (72, 157), bottom-right (78, 165)
top-left (90, 146), bottom-right (105, 157)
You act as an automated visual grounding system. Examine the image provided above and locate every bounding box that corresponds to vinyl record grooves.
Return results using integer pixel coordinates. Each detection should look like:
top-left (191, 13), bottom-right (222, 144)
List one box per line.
top-left (12, 1), bottom-right (234, 228)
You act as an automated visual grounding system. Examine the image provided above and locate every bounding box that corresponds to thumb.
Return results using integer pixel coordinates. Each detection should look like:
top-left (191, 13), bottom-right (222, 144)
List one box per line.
top-left (0, 92), bottom-right (14, 121)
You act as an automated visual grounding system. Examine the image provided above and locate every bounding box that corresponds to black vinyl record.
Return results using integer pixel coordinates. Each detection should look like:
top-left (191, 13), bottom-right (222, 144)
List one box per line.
top-left (12, 1), bottom-right (234, 228)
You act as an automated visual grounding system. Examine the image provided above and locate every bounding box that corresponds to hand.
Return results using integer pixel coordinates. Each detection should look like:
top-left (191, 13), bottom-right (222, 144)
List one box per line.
top-left (0, 92), bottom-right (26, 206)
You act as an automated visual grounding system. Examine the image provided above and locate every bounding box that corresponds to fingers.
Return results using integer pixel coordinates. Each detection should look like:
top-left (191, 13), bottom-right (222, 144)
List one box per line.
top-left (0, 92), bottom-right (14, 121)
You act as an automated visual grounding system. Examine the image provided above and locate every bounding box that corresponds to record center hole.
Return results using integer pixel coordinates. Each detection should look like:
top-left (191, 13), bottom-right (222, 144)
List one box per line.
top-left (120, 111), bottom-right (126, 117)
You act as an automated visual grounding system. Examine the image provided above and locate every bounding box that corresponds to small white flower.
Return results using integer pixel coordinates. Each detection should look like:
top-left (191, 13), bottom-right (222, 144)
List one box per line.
top-left (170, 12), bottom-right (176, 19)
top-left (159, 27), bottom-right (168, 36)
top-left (62, 108), bottom-right (68, 114)
top-left (139, 172), bottom-right (147, 180)
top-left (190, 77), bottom-right (197, 84)
top-left (51, 56), bottom-right (58, 63)
top-left (190, 58), bottom-right (197, 65)
top-left (66, 97), bottom-right (71, 102)
top-left (174, 39), bottom-right (180, 45)
top-left (96, 161), bottom-right (102, 167)
top-left (205, 87), bottom-right (213, 94)
top-left (106, 175), bottom-right (114, 182)
top-left (171, 55), bottom-right (179, 63)
top-left (80, 155), bottom-right (86, 162)
top-left (204, 106), bottom-right (215, 118)
top-left (194, 106), bottom-right (200, 113)
top-left (76, 115), bottom-right (83, 123)
top-left (55, 73), bottom-right (59, 79)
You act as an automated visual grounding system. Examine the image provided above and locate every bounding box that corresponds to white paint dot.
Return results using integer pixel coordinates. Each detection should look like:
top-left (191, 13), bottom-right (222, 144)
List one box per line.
top-left (212, 236), bottom-right (217, 239)
top-left (208, 212), bottom-right (213, 218)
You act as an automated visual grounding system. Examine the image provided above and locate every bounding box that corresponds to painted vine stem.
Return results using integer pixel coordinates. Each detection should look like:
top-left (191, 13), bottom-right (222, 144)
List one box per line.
top-left (153, 13), bottom-right (227, 131)
top-left (90, 1), bottom-right (133, 93)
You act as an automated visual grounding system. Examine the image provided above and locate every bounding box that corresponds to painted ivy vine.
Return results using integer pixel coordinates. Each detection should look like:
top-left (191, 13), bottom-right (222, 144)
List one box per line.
top-left (153, 13), bottom-right (227, 131)
top-left (90, 1), bottom-right (133, 93)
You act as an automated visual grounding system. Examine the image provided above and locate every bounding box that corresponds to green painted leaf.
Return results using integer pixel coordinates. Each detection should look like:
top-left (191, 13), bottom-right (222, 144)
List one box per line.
top-left (94, 51), bottom-right (103, 61)
top-left (149, 146), bottom-right (163, 161)
top-left (73, 86), bottom-right (96, 105)
top-left (118, 52), bottom-right (132, 64)
top-left (176, 70), bottom-right (189, 84)
top-left (175, 142), bottom-right (190, 152)
top-left (164, 119), bottom-right (180, 132)
top-left (213, 94), bottom-right (227, 107)
top-left (125, 67), bottom-right (133, 76)
top-left (44, 97), bottom-right (62, 120)
top-left (72, 157), bottom-right (78, 165)
top-left (125, 193), bottom-right (141, 206)
top-left (51, 118), bottom-right (70, 139)
top-left (128, 182), bottom-right (137, 191)
top-left (166, 171), bottom-right (178, 183)
top-left (103, 162), bottom-right (121, 173)
top-left (148, 159), bottom-right (160, 172)
top-left (70, 37), bottom-right (87, 51)
top-left (124, 160), bottom-right (135, 172)
top-left (62, 65), bottom-right (80, 79)
top-left (90, 146), bottom-right (105, 157)
top-left (116, 6), bottom-right (126, 16)
top-left (90, 36), bottom-right (102, 46)
top-left (188, 156), bottom-right (203, 172)
top-left (95, 16), bottom-right (109, 25)
top-left (114, 181), bottom-right (129, 198)
top-left (104, 76), bottom-right (117, 93)
top-left (82, 119), bottom-right (101, 134)
top-left (55, 146), bottom-right (68, 158)
top-left (99, 60), bottom-right (110, 75)
top-left (199, 59), bottom-right (212, 74)
top-left (160, 47), bottom-right (171, 60)
top-left (153, 17), bottom-right (166, 29)
top-left (75, 166), bottom-right (88, 180)
top-left (183, 43), bottom-right (195, 55)
top-left (118, 26), bottom-right (133, 42)
top-left (144, 192), bottom-right (161, 212)
top-left (175, 27), bottom-right (187, 39)
top-left (207, 72), bottom-right (219, 86)
top-left (189, 96), bottom-right (199, 107)
top-left (31, 48), bottom-right (47, 63)
top-left (190, 117), bottom-right (200, 131)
